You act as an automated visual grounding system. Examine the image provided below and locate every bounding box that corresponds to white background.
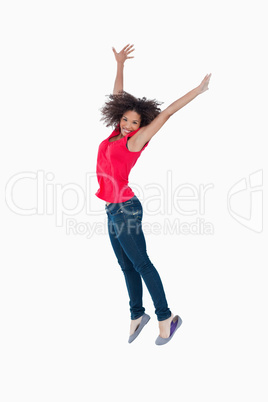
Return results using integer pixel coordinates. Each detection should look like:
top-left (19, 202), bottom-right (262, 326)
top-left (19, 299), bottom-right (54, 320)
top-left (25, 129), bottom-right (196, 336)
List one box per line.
top-left (1, 0), bottom-right (267, 401)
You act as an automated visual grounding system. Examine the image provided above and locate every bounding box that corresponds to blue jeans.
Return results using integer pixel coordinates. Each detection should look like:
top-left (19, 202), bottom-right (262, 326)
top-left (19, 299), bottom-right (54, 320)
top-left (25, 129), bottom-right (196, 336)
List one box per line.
top-left (105, 195), bottom-right (171, 321)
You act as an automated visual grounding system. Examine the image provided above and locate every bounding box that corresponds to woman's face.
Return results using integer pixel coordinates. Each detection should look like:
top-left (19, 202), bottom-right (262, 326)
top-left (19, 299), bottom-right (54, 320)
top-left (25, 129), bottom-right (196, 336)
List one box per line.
top-left (119, 110), bottom-right (141, 137)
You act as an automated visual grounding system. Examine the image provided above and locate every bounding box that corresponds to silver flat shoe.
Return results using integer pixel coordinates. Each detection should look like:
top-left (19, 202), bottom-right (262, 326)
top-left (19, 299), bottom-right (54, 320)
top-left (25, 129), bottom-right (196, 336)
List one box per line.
top-left (128, 313), bottom-right (151, 343)
top-left (155, 315), bottom-right (182, 346)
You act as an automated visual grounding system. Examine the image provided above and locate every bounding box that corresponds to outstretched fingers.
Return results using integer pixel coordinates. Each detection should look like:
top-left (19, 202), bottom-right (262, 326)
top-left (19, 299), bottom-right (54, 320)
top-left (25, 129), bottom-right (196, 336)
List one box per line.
top-left (124, 44), bottom-right (135, 58)
top-left (123, 44), bottom-right (134, 52)
top-left (199, 73), bottom-right (212, 93)
top-left (112, 44), bottom-right (135, 62)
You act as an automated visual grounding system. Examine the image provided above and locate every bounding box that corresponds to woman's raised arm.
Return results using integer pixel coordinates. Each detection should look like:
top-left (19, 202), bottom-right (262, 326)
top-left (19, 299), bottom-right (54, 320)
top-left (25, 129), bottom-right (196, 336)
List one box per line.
top-left (135, 74), bottom-right (212, 148)
top-left (112, 44), bottom-right (135, 95)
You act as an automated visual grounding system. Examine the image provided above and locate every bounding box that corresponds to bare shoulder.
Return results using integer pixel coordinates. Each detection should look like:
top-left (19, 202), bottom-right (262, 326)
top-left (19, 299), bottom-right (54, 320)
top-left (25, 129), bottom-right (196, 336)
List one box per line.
top-left (130, 111), bottom-right (170, 148)
top-left (128, 128), bottom-right (148, 152)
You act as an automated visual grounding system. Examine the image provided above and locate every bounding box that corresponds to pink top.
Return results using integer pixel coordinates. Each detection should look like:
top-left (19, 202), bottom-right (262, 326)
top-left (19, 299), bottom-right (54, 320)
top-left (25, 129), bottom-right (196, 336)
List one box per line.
top-left (95, 125), bottom-right (149, 203)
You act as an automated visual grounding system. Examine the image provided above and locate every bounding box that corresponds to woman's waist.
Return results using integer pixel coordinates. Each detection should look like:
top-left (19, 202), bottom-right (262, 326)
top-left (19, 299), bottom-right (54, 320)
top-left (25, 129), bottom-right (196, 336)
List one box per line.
top-left (105, 195), bottom-right (140, 207)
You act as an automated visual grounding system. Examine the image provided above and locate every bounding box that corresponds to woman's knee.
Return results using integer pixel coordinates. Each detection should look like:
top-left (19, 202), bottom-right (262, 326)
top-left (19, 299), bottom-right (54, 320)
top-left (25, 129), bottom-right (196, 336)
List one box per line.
top-left (118, 257), bottom-right (135, 272)
top-left (133, 258), bottom-right (154, 275)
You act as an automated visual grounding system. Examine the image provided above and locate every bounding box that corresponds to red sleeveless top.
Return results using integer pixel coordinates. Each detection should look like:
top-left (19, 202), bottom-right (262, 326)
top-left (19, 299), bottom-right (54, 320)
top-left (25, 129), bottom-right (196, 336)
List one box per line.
top-left (95, 125), bottom-right (149, 203)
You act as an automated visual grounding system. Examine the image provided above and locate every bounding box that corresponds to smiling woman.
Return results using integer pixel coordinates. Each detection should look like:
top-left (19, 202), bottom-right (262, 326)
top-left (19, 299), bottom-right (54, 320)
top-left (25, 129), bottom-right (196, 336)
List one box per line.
top-left (95, 43), bottom-right (211, 345)
top-left (120, 111), bottom-right (141, 136)
top-left (100, 90), bottom-right (162, 130)
top-left (99, 91), bottom-right (163, 153)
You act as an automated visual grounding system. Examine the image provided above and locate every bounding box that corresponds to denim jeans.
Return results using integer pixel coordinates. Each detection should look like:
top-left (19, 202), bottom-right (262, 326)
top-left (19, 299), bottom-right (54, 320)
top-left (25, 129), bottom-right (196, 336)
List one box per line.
top-left (105, 195), bottom-right (171, 321)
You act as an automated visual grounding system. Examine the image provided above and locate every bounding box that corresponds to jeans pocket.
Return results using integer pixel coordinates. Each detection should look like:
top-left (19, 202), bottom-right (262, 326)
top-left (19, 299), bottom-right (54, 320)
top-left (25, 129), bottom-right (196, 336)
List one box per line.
top-left (109, 200), bottom-right (133, 216)
top-left (131, 205), bottom-right (143, 221)
top-left (109, 206), bottom-right (124, 216)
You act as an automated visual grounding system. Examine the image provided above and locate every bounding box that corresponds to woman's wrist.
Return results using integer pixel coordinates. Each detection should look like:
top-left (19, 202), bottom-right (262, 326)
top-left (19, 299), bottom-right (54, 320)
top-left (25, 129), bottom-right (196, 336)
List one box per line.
top-left (193, 86), bottom-right (202, 96)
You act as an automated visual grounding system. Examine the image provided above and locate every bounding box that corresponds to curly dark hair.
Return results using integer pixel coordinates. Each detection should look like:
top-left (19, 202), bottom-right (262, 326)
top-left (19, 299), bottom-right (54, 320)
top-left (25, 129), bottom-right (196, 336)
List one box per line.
top-left (99, 91), bottom-right (163, 128)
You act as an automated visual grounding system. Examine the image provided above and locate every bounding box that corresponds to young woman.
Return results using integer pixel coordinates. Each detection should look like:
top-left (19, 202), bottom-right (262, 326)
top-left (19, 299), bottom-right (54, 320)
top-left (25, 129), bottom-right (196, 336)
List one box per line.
top-left (95, 44), bottom-right (211, 345)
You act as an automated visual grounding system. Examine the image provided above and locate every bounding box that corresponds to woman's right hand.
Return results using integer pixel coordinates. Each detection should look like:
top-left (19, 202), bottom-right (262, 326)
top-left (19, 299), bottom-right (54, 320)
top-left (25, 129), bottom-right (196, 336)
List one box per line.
top-left (197, 73), bottom-right (212, 94)
top-left (112, 44), bottom-right (135, 64)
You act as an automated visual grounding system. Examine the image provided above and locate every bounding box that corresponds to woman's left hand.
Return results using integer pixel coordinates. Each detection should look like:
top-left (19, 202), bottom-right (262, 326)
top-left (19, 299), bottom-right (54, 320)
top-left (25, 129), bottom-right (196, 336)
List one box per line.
top-left (112, 44), bottom-right (135, 64)
top-left (197, 73), bottom-right (212, 94)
